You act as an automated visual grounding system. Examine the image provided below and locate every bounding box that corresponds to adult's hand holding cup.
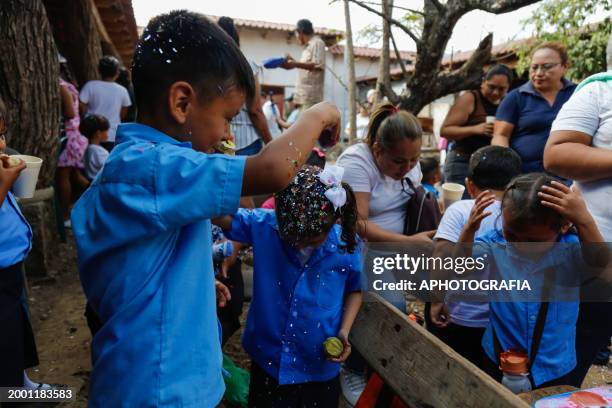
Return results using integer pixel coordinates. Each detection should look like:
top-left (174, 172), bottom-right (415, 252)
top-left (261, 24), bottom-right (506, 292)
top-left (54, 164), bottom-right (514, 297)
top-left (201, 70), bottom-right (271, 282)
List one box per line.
top-left (442, 182), bottom-right (465, 210)
top-left (8, 155), bottom-right (43, 198)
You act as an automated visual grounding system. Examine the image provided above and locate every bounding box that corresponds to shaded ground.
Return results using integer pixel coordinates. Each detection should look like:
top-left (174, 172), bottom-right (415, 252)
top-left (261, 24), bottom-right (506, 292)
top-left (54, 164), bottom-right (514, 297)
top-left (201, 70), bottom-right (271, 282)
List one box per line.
top-left (24, 235), bottom-right (610, 407)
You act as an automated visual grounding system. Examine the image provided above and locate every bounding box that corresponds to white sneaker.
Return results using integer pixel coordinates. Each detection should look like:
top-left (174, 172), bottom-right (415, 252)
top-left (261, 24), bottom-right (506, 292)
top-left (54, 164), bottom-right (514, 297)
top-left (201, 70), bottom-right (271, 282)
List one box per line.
top-left (63, 219), bottom-right (71, 229)
top-left (340, 367), bottom-right (367, 407)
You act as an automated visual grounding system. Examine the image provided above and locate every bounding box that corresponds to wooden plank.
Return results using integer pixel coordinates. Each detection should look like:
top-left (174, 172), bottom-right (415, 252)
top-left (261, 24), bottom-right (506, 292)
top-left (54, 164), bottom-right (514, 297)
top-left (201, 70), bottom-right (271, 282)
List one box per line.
top-left (349, 293), bottom-right (529, 408)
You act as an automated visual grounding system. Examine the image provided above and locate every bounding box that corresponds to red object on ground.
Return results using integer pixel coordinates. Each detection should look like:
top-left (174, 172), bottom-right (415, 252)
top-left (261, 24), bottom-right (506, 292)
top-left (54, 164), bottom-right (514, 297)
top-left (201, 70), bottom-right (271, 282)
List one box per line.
top-left (355, 373), bottom-right (408, 408)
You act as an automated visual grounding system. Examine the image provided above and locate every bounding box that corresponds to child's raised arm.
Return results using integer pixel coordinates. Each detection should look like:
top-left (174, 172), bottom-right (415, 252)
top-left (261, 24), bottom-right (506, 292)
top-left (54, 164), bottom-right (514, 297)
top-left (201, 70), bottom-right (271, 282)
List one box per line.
top-left (242, 102), bottom-right (340, 196)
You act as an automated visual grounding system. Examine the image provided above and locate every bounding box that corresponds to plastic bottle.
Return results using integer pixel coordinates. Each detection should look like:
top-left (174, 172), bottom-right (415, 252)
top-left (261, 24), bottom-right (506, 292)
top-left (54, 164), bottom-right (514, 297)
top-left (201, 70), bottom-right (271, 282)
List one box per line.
top-left (499, 350), bottom-right (532, 394)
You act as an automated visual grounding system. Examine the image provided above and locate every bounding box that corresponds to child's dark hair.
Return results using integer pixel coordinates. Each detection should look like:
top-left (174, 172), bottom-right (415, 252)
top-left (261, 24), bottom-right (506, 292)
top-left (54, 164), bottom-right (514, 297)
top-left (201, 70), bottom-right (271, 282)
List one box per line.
top-left (468, 146), bottom-right (522, 190)
top-left (484, 64), bottom-right (514, 83)
top-left (80, 114), bottom-right (110, 140)
top-left (296, 19), bottom-right (314, 35)
top-left (98, 55), bottom-right (120, 78)
top-left (501, 173), bottom-right (565, 231)
top-left (217, 16), bottom-right (240, 46)
top-left (366, 103), bottom-right (422, 149)
top-left (306, 149), bottom-right (326, 168)
top-left (275, 165), bottom-right (359, 253)
top-left (132, 10), bottom-right (255, 114)
top-left (420, 157), bottom-right (439, 184)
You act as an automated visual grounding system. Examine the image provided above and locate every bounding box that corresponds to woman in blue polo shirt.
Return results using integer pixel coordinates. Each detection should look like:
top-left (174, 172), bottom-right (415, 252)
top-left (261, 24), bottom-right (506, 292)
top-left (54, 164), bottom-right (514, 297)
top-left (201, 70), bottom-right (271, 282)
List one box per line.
top-left (492, 41), bottom-right (576, 174)
top-left (459, 173), bottom-right (605, 390)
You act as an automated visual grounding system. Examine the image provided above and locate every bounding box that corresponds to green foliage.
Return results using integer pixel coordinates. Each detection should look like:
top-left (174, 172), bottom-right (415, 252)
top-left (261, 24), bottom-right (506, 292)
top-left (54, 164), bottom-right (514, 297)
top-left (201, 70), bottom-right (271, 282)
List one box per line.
top-left (515, 0), bottom-right (612, 81)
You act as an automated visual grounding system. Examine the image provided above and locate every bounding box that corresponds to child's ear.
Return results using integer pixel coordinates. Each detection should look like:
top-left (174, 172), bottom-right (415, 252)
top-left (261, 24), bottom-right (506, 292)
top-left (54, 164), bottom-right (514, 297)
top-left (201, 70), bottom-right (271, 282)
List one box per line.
top-left (465, 178), bottom-right (479, 198)
top-left (560, 219), bottom-right (572, 234)
top-left (167, 81), bottom-right (195, 125)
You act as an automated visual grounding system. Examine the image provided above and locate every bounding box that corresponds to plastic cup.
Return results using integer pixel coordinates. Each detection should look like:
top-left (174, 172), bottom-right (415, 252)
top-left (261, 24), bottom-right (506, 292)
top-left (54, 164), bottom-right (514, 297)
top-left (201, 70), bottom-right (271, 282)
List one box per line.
top-left (486, 116), bottom-right (496, 124)
top-left (10, 155), bottom-right (43, 198)
top-left (442, 182), bottom-right (465, 209)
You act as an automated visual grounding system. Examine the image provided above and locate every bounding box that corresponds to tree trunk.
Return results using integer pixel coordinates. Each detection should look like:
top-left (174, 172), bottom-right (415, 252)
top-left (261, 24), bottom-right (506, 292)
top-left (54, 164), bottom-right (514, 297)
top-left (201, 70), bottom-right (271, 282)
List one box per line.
top-left (375, 0), bottom-right (394, 105)
top-left (43, 0), bottom-right (103, 86)
top-left (344, 0), bottom-right (357, 144)
top-left (350, 0), bottom-right (540, 114)
top-left (0, 0), bottom-right (60, 188)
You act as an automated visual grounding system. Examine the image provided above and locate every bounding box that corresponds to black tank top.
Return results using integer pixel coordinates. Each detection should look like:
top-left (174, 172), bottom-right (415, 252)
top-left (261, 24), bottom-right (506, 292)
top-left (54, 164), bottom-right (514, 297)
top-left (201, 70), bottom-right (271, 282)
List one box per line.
top-left (455, 90), bottom-right (498, 154)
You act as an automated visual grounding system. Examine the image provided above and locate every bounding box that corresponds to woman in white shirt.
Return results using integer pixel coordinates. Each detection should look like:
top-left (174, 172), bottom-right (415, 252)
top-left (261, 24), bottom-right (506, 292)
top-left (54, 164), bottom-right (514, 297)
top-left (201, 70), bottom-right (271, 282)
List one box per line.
top-left (544, 71), bottom-right (612, 387)
top-left (336, 103), bottom-right (431, 404)
top-left (337, 103), bottom-right (430, 243)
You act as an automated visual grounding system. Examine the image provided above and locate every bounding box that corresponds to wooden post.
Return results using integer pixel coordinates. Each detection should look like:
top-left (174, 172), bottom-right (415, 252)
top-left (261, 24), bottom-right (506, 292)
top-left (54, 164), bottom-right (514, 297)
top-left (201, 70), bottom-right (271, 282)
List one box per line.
top-left (350, 293), bottom-right (529, 408)
top-left (0, 0), bottom-right (60, 187)
top-left (343, 0), bottom-right (357, 145)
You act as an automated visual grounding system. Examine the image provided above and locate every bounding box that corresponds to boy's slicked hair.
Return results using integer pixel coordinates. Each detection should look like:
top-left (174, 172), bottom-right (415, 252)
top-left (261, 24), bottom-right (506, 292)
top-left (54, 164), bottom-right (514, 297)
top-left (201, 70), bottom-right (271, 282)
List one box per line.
top-left (467, 146), bottom-right (522, 190)
top-left (132, 10), bottom-right (255, 113)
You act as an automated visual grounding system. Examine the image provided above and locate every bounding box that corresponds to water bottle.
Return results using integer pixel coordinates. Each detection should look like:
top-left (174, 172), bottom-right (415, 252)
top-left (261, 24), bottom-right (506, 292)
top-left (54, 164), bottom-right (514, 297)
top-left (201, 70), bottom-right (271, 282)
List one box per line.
top-left (499, 350), bottom-right (532, 394)
top-left (501, 372), bottom-right (532, 394)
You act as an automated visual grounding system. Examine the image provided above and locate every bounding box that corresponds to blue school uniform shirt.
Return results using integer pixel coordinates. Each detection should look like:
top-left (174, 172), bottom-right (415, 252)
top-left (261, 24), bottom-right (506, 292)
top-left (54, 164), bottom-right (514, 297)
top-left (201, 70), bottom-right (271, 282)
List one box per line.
top-left (496, 79), bottom-right (576, 173)
top-left (223, 209), bottom-right (363, 385)
top-left (0, 192), bottom-right (32, 269)
top-left (71, 123), bottom-right (246, 407)
top-left (476, 229), bottom-right (580, 386)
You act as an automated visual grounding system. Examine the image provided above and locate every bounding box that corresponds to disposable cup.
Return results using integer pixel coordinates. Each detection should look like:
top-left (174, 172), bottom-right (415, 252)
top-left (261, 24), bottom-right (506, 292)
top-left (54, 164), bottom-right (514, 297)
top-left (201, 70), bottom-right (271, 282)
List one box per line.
top-left (442, 182), bottom-right (465, 209)
top-left (10, 155), bottom-right (43, 198)
top-left (486, 116), bottom-right (496, 124)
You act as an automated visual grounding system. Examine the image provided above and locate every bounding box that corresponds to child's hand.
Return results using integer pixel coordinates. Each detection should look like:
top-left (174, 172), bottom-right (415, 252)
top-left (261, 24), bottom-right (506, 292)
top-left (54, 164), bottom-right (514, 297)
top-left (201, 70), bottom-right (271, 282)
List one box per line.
top-left (308, 102), bottom-right (341, 145)
top-left (430, 302), bottom-right (450, 328)
top-left (465, 190), bottom-right (495, 233)
top-left (328, 329), bottom-right (352, 363)
top-left (0, 156), bottom-right (26, 189)
top-left (215, 280), bottom-right (231, 308)
top-left (539, 181), bottom-right (593, 227)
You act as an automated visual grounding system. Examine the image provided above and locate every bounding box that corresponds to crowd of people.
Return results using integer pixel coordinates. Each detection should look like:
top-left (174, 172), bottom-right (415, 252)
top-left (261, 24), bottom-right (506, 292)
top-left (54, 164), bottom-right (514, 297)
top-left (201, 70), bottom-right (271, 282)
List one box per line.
top-left (0, 8), bottom-right (610, 408)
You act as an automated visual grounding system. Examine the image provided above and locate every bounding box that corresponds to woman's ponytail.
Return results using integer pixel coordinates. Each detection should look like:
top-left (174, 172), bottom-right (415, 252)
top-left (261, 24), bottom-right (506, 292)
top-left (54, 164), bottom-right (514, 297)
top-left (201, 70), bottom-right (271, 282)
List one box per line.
top-left (366, 103), bottom-right (422, 149)
top-left (339, 182), bottom-right (359, 253)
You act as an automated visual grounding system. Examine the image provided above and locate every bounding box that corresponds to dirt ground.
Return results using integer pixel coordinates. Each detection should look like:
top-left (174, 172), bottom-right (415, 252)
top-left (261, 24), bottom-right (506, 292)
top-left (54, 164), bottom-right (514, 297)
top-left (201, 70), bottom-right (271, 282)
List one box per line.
top-left (23, 234), bottom-right (610, 407)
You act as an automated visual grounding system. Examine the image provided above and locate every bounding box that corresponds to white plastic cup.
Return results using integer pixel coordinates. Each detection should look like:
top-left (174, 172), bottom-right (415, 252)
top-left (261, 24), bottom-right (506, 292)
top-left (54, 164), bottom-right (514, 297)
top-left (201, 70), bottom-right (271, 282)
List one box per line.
top-left (442, 182), bottom-right (465, 209)
top-left (10, 155), bottom-right (43, 198)
top-left (486, 116), bottom-right (496, 124)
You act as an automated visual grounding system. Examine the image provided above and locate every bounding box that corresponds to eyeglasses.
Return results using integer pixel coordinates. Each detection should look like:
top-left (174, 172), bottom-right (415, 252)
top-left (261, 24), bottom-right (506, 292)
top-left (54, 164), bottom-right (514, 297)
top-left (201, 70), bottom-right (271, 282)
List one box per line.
top-left (530, 62), bottom-right (561, 73)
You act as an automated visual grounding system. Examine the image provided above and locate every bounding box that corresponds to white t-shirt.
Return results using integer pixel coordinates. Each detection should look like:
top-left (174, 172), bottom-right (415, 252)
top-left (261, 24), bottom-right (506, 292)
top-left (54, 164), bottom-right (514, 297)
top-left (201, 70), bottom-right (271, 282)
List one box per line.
top-left (337, 143), bottom-right (422, 234)
top-left (551, 79), bottom-right (612, 241)
top-left (262, 100), bottom-right (282, 139)
top-left (84, 144), bottom-right (109, 180)
top-left (80, 80), bottom-right (132, 142)
top-left (434, 199), bottom-right (501, 328)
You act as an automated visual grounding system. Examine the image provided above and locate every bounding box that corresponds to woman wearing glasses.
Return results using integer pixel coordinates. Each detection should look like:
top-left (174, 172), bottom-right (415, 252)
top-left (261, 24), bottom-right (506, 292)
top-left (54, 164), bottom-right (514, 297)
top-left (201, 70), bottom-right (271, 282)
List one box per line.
top-left (440, 65), bottom-right (513, 196)
top-left (492, 41), bottom-right (576, 174)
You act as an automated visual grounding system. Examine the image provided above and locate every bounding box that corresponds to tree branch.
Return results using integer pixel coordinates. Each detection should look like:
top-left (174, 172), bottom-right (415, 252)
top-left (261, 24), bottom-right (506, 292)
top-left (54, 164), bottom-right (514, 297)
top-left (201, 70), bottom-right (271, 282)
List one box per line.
top-left (461, 0), bottom-right (541, 14)
top-left (348, 0), bottom-right (421, 45)
top-left (435, 33), bottom-right (493, 95)
top-left (356, 1), bottom-right (425, 16)
top-left (427, 0), bottom-right (445, 13)
top-left (390, 30), bottom-right (410, 81)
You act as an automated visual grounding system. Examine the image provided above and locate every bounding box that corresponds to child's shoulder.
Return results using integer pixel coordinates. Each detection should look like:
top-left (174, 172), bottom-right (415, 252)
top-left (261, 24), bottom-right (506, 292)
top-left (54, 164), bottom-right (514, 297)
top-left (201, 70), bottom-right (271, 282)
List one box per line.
top-left (475, 228), bottom-right (504, 244)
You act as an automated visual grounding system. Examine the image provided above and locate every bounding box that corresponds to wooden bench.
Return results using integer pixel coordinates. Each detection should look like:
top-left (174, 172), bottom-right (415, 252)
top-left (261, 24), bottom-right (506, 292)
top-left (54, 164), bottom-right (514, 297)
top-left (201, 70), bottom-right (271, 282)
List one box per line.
top-left (349, 293), bottom-right (530, 407)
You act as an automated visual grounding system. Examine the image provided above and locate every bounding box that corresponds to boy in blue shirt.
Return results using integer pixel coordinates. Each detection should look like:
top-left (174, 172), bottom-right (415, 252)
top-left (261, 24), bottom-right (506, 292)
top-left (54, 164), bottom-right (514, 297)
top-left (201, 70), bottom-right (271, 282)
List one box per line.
top-left (71, 11), bottom-right (340, 407)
